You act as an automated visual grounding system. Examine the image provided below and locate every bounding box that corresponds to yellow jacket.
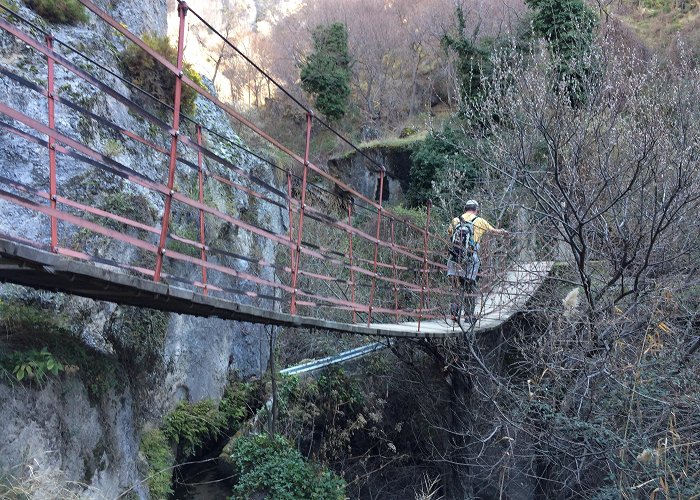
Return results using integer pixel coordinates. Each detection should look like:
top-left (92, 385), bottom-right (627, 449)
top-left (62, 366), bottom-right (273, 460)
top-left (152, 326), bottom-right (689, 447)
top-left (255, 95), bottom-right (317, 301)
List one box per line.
top-left (448, 212), bottom-right (495, 244)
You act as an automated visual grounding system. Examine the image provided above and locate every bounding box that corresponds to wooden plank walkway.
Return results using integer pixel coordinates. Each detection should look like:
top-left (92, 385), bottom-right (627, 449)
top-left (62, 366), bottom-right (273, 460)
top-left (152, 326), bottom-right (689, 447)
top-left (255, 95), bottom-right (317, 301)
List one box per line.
top-left (0, 238), bottom-right (552, 338)
top-left (377, 260), bottom-right (554, 335)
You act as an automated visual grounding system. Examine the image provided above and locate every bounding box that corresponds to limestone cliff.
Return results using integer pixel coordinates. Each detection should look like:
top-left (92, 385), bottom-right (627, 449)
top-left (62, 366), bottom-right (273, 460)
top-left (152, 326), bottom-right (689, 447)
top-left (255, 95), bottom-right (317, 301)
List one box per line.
top-left (0, 0), bottom-right (282, 497)
top-left (328, 139), bottom-right (418, 205)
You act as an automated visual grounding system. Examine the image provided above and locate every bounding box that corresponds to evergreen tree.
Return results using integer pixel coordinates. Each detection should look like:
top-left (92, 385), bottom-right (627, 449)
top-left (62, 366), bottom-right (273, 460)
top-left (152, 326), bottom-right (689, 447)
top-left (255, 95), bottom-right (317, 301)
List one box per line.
top-left (441, 7), bottom-right (494, 109)
top-left (406, 124), bottom-right (479, 208)
top-left (300, 23), bottom-right (352, 121)
top-left (526, 0), bottom-right (598, 101)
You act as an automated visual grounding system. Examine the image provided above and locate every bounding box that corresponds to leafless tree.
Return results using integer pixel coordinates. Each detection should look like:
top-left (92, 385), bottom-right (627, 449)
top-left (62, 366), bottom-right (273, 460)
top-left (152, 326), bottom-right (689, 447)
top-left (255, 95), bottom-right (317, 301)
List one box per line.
top-left (408, 26), bottom-right (700, 498)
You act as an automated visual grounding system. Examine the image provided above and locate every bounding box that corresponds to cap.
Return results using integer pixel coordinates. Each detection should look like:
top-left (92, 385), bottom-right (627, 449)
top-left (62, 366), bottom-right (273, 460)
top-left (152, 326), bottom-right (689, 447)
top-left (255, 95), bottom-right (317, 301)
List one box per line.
top-left (465, 199), bottom-right (479, 210)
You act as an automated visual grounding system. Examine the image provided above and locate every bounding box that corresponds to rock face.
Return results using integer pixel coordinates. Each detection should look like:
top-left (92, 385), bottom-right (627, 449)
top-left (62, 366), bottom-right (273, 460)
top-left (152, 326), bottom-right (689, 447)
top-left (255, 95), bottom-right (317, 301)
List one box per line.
top-left (0, 377), bottom-right (147, 499)
top-left (328, 144), bottom-right (414, 204)
top-left (0, 0), bottom-right (282, 497)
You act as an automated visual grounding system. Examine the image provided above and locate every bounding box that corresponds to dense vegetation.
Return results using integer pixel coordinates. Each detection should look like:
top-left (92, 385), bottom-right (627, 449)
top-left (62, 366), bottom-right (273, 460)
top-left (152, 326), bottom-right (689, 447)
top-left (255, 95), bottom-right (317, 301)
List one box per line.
top-left (229, 434), bottom-right (345, 500)
top-left (23, 0), bottom-right (87, 24)
top-left (300, 22), bottom-right (352, 121)
top-left (119, 33), bottom-right (203, 117)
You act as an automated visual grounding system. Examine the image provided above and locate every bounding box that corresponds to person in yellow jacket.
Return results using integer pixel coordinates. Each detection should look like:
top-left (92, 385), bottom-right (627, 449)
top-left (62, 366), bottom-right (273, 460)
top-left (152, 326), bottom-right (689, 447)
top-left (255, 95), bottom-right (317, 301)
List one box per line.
top-left (447, 199), bottom-right (507, 323)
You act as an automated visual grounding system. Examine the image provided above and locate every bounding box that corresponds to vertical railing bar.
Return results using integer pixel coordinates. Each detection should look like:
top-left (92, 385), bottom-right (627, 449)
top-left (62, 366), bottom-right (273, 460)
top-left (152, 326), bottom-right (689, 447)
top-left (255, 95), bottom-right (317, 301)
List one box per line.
top-left (196, 124), bottom-right (207, 294)
top-left (390, 218), bottom-right (399, 322)
top-left (46, 35), bottom-right (58, 252)
top-left (286, 170), bottom-right (296, 310)
top-left (153, 1), bottom-right (187, 282)
top-left (347, 199), bottom-right (356, 323)
top-left (424, 201), bottom-right (433, 322)
top-left (290, 111), bottom-right (312, 315)
top-left (367, 169), bottom-right (385, 327)
top-left (418, 200), bottom-right (432, 332)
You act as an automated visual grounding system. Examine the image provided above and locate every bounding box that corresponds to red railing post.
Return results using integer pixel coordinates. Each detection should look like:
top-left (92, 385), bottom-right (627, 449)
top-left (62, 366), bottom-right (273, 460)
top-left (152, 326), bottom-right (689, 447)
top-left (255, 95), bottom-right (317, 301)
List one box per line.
top-left (46, 35), bottom-right (58, 252)
top-left (154, 1), bottom-right (187, 282)
top-left (347, 199), bottom-right (356, 323)
top-left (390, 218), bottom-right (399, 322)
top-left (367, 168), bottom-right (385, 327)
top-left (286, 170), bottom-right (295, 292)
top-left (289, 111), bottom-right (312, 314)
top-left (417, 200), bottom-right (432, 332)
top-left (196, 124), bottom-right (208, 294)
top-left (425, 201), bottom-right (433, 319)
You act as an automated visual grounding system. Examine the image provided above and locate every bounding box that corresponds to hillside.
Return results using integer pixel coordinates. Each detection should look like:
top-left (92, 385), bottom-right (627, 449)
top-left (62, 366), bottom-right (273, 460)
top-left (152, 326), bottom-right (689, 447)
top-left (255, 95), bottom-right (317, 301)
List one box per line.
top-left (1, 0), bottom-right (699, 498)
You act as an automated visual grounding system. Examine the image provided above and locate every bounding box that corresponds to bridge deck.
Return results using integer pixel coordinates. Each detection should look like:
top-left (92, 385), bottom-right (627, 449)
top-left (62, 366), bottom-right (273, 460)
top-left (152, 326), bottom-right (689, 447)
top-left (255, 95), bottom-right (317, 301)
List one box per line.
top-left (0, 239), bottom-right (552, 338)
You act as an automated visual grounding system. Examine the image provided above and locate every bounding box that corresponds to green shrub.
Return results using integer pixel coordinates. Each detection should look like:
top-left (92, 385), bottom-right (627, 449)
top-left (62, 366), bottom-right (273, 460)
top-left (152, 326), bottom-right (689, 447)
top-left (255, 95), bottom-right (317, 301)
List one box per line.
top-left (229, 434), bottom-right (345, 500)
top-left (399, 126), bottom-right (418, 138)
top-left (105, 307), bottom-right (168, 368)
top-left (23, 0), bottom-right (88, 24)
top-left (317, 367), bottom-right (363, 410)
top-left (162, 400), bottom-right (226, 457)
top-left (219, 381), bottom-right (258, 431)
top-left (10, 347), bottom-right (63, 382)
top-left (387, 204), bottom-right (427, 228)
top-left (119, 33), bottom-right (202, 117)
top-left (0, 299), bottom-right (118, 399)
top-left (407, 123), bottom-right (479, 208)
top-left (139, 429), bottom-right (174, 499)
top-left (0, 299), bottom-right (68, 335)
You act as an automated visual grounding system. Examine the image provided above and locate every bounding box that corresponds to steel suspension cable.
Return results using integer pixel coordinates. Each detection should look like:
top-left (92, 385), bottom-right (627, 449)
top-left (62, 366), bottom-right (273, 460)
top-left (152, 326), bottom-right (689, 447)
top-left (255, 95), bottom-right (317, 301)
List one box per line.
top-left (184, 3), bottom-right (388, 175)
top-left (0, 3), bottom-right (343, 211)
top-left (1, 2), bottom-right (454, 322)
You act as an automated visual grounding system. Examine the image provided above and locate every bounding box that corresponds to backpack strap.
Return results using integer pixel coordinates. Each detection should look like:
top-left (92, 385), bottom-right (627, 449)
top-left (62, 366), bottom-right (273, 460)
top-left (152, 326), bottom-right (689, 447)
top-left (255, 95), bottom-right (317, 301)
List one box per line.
top-left (464, 214), bottom-right (480, 224)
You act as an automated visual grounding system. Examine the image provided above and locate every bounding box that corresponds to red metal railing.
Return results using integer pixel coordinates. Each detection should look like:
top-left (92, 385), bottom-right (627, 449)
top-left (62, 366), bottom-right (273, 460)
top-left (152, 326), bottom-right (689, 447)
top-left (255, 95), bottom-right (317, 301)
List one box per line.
top-left (0, 0), bottom-right (519, 329)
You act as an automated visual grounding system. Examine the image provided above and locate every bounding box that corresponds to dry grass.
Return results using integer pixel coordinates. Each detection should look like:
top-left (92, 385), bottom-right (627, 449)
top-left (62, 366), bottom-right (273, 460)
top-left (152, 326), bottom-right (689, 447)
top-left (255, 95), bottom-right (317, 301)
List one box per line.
top-left (0, 460), bottom-right (88, 500)
top-left (614, 0), bottom-right (700, 53)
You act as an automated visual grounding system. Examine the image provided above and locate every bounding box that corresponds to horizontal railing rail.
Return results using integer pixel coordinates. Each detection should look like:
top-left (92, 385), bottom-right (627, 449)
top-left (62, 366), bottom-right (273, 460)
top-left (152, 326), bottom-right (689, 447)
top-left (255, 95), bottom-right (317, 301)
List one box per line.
top-left (0, 1), bottom-right (556, 333)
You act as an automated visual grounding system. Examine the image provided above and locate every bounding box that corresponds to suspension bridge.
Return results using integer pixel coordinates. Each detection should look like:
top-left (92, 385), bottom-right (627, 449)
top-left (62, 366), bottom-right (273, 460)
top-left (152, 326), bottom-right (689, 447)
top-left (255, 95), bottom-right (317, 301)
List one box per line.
top-left (0, 0), bottom-right (553, 340)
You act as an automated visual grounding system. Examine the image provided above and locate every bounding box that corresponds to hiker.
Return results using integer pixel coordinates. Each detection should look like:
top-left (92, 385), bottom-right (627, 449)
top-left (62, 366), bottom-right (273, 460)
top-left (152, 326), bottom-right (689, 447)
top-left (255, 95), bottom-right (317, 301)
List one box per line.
top-left (447, 199), bottom-right (507, 323)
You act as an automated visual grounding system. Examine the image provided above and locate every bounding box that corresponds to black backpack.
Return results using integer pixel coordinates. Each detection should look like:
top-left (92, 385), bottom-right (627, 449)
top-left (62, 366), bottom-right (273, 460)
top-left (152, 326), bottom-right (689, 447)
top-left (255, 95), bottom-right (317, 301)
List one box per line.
top-left (450, 215), bottom-right (478, 264)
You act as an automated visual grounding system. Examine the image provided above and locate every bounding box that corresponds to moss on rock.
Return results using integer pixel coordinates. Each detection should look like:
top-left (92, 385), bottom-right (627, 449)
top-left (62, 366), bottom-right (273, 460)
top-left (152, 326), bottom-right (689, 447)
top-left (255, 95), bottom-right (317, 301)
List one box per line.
top-left (0, 299), bottom-right (120, 400)
top-left (139, 429), bottom-right (174, 499)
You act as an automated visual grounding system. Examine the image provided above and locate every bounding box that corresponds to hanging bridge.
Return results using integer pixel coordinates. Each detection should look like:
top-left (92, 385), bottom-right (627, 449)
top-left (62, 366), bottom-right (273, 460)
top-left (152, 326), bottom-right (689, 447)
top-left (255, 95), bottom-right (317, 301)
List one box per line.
top-left (0, 0), bottom-right (554, 339)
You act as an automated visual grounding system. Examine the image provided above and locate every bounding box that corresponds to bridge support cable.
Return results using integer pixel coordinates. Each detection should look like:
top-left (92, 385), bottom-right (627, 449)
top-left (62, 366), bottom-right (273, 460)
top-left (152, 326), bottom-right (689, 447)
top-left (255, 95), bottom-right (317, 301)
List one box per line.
top-left (348, 200), bottom-right (357, 323)
top-left (45, 34), bottom-right (58, 253)
top-left (290, 112), bottom-right (313, 315)
top-left (390, 219), bottom-right (399, 323)
top-left (418, 201), bottom-right (433, 332)
top-left (367, 170), bottom-right (385, 327)
top-left (0, 1), bottom-right (556, 331)
top-left (196, 125), bottom-right (208, 294)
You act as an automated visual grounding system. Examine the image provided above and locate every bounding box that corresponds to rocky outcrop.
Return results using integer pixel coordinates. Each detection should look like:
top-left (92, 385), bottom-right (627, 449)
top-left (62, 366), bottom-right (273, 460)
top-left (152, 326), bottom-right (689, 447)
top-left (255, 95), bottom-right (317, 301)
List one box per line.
top-left (0, 376), bottom-right (147, 498)
top-left (0, 0), bottom-right (282, 497)
top-left (328, 141), bottom-right (416, 204)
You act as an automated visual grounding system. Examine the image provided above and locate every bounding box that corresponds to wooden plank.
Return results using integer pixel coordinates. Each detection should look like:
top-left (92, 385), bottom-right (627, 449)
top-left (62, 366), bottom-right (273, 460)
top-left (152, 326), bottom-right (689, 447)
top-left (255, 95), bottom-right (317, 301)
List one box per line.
top-left (0, 238), bottom-right (552, 337)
